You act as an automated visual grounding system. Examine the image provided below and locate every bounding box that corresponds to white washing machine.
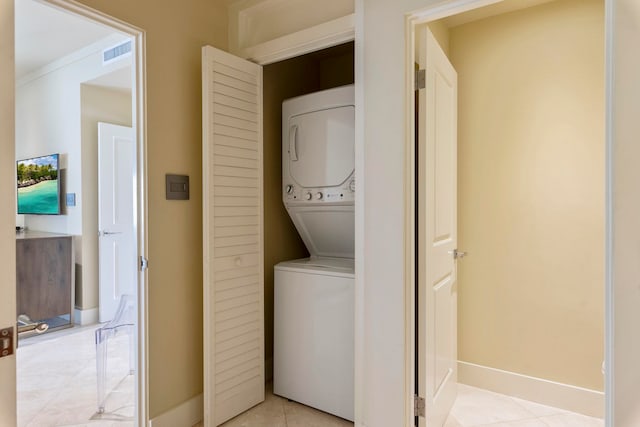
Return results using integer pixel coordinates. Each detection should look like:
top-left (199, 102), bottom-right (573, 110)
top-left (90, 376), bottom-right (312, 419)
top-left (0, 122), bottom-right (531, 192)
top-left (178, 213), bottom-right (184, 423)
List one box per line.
top-left (274, 258), bottom-right (354, 421)
top-left (274, 85), bottom-right (355, 421)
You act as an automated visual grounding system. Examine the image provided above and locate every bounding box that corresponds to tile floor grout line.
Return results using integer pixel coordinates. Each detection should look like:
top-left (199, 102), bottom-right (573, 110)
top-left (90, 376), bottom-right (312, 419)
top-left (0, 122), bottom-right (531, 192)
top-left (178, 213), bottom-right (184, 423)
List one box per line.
top-left (538, 416), bottom-right (553, 427)
top-left (506, 393), bottom-right (568, 418)
top-left (283, 398), bottom-right (289, 427)
top-left (470, 414), bottom-right (547, 427)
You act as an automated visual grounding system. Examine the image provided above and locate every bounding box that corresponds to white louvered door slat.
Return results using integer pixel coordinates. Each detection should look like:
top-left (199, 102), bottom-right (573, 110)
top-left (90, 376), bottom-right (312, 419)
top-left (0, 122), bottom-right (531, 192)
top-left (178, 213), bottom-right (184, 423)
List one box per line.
top-left (203, 45), bottom-right (264, 427)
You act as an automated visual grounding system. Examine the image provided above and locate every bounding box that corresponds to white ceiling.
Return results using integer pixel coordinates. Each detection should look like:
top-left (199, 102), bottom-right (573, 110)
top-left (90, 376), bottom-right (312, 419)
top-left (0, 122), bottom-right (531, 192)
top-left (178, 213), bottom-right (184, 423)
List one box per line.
top-left (15, 0), bottom-right (118, 79)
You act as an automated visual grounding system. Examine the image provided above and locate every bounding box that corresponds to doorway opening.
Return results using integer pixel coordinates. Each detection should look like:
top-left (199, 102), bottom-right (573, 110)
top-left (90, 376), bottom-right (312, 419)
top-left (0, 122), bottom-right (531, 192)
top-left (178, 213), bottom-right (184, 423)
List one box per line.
top-left (14, 0), bottom-right (147, 425)
top-left (202, 40), bottom-right (355, 426)
top-left (410, 0), bottom-right (605, 425)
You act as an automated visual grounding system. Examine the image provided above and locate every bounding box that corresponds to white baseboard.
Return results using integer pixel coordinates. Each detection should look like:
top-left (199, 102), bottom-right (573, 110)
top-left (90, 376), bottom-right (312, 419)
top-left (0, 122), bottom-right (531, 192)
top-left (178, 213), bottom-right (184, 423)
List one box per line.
top-left (149, 394), bottom-right (203, 427)
top-left (73, 307), bottom-right (98, 325)
top-left (458, 361), bottom-right (604, 418)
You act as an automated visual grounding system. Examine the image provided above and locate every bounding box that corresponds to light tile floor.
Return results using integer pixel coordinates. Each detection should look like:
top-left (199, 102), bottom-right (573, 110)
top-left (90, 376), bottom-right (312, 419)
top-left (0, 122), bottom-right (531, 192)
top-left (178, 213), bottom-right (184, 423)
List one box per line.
top-left (18, 327), bottom-right (603, 427)
top-left (217, 384), bottom-right (353, 427)
top-left (212, 384), bottom-right (604, 427)
top-left (444, 384), bottom-right (604, 427)
top-left (17, 324), bottom-right (135, 427)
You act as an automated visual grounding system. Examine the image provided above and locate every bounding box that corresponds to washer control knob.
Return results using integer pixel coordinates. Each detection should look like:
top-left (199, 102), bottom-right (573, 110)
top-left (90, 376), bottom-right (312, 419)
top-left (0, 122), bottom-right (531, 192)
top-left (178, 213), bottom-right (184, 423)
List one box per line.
top-left (316, 192), bottom-right (323, 200)
top-left (285, 184), bottom-right (293, 194)
top-left (349, 180), bottom-right (356, 192)
top-left (305, 192), bottom-right (312, 200)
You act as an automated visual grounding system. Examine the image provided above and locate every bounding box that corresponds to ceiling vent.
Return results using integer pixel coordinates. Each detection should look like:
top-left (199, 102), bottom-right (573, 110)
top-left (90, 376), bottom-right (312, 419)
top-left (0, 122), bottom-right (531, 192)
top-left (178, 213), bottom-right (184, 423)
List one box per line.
top-left (102, 40), bottom-right (132, 65)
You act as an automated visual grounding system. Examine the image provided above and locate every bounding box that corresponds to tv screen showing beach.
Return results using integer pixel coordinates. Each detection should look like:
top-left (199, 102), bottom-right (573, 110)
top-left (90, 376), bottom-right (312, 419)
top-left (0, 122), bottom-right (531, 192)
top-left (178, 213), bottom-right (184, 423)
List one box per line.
top-left (17, 154), bottom-right (60, 215)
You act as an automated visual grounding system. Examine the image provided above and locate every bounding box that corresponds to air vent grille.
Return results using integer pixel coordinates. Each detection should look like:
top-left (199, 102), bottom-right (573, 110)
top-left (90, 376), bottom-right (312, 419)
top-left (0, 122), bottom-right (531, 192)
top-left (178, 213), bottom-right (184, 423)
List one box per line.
top-left (103, 40), bottom-right (132, 65)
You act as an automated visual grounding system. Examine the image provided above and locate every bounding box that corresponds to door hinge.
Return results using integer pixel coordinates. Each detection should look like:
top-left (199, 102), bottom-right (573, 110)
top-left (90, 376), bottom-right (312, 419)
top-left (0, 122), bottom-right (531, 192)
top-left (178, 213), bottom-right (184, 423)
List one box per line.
top-left (414, 394), bottom-right (426, 417)
top-left (415, 69), bottom-right (426, 91)
top-left (140, 255), bottom-right (149, 271)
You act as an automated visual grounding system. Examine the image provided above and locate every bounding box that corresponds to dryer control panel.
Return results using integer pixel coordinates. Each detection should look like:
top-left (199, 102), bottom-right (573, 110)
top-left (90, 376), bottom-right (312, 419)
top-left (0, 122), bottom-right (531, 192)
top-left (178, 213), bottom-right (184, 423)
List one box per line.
top-left (284, 178), bottom-right (355, 205)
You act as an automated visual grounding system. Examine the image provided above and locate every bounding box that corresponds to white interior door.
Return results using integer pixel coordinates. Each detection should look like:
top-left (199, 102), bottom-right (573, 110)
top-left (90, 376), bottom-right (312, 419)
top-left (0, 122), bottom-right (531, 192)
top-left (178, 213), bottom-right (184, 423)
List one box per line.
top-left (98, 122), bottom-right (136, 323)
top-left (0, 0), bottom-right (16, 423)
top-left (417, 25), bottom-right (458, 427)
top-left (202, 45), bottom-right (264, 426)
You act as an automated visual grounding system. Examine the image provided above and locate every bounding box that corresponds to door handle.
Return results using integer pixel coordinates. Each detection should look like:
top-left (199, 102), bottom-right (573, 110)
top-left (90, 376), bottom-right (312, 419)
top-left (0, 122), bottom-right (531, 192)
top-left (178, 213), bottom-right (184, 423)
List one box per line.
top-left (99, 230), bottom-right (123, 236)
top-left (289, 125), bottom-right (298, 161)
top-left (448, 249), bottom-right (467, 259)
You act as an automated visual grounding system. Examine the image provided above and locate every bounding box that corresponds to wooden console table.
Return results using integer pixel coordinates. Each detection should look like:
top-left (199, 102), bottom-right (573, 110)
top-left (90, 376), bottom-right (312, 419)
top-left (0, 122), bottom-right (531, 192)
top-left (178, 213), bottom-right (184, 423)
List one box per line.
top-left (16, 231), bottom-right (74, 330)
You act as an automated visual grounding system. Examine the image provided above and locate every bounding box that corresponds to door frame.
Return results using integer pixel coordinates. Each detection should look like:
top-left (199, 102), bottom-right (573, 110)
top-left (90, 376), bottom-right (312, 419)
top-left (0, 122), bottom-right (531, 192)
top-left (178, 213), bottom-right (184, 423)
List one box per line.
top-left (403, 1), bottom-right (612, 426)
top-left (38, 1), bottom-right (149, 424)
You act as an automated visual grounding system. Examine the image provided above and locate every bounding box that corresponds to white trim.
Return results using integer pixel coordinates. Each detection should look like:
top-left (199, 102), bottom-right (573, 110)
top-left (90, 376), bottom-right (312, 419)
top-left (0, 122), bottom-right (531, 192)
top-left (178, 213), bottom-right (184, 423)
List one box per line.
top-left (404, 14), bottom-right (418, 427)
top-left (458, 361), bottom-right (605, 419)
top-left (73, 307), bottom-right (98, 325)
top-left (353, 2), bottom-right (365, 426)
top-left (241, 14), bottom-right (355, 65)
top-left (603, 0), bottom-right (614, 426)
top-left (149, 394), bottom-right (203, 427)
top-left (42, 1), bottom-right (149, 426)
top-left (410, 0), bottom-right (504, 23)
top-left (229, 0), bottom-right (354, 65)
top-left (0, 1), bottom-right (16, 424)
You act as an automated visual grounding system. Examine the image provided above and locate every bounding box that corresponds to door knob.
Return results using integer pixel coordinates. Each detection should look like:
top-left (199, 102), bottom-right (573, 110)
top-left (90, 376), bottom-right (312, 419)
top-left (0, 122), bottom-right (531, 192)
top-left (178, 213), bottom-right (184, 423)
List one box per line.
top-left (448, 249), bottom-right (467, 259)
top-left (99, 230), bottom-right (123, 236)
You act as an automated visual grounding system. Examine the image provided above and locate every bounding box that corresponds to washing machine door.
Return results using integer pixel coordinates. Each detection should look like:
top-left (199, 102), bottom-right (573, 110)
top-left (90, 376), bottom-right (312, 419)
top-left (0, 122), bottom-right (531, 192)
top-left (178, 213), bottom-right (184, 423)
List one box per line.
top-left (287, 105), bottom-right (355, 188)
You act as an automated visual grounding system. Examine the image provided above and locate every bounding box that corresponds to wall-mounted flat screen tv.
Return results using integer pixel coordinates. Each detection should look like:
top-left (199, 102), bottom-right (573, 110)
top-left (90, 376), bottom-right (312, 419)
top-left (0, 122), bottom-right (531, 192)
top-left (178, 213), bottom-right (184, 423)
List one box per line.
top-left (17, 154), bottom-right (61, 215)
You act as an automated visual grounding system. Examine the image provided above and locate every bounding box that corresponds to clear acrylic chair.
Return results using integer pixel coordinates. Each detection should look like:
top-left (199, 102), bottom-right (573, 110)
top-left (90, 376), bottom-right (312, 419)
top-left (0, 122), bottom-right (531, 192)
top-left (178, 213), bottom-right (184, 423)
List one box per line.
top-left (95, 294), bottom-right (136, 413)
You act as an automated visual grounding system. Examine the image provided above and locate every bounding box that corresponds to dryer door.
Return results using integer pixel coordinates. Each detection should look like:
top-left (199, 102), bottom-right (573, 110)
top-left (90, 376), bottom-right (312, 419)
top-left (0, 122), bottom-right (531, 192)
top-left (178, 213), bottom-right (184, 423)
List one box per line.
top-left (288, 106), bottom-right (355, 188)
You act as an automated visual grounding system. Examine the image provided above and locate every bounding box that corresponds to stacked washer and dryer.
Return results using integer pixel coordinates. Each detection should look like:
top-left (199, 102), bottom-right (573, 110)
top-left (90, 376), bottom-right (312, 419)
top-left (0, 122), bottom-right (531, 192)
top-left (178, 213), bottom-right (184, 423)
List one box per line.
top-left (273, 85), bottom-right (355, 421)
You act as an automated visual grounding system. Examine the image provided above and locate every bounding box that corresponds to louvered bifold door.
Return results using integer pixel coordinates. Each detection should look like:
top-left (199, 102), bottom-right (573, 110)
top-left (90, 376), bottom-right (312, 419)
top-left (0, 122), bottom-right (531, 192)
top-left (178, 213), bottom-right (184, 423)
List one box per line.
top-left (202, 45), bottom-right (264, 427)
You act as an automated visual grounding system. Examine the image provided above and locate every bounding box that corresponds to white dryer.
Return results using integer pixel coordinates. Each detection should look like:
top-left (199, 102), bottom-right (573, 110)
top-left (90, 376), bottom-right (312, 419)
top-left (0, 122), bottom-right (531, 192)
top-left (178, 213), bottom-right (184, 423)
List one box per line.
top-left (274, 85), bottom-right (355, 421)
top-left (281, 84), bottom-right (355, 258)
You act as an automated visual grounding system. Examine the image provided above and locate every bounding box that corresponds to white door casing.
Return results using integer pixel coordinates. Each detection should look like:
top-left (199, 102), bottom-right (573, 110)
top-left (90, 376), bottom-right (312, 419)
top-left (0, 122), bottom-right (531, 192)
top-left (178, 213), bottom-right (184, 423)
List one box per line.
top-left (98, 122), bottom-right (137, 323)
top-left (0, 0), bottom-right (16, 424)
top-left (417, 25), bottom-right (458, 427)
top-left (202, 45), bottom-right (265, 426)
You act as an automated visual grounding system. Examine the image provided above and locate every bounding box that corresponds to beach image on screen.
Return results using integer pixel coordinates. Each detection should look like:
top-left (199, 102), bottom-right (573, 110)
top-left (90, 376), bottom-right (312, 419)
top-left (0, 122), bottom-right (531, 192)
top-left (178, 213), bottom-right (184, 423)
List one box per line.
top-left (17, 154), bottom-right (59, 215)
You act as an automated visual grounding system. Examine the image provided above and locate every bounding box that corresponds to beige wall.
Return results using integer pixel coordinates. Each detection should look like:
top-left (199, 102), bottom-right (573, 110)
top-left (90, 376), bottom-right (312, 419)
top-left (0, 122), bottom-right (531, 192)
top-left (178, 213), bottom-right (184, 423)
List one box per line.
top-left (74, 0), bottom-right (227, 417)
top-left (263, 43), bottom-right (353, 378)
top-left (80, 84), bottom-right (132, 310)
top-left (427, 21), bottom-right (450, 56)
top-left (450, 0), bottom-right (605, 391)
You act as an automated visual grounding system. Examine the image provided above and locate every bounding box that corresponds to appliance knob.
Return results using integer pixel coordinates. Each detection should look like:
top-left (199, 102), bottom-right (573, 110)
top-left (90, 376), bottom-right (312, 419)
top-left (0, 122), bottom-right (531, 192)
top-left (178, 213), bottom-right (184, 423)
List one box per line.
top-left (305, 192), bottom-right (312, 200)
top-left (316, 192), bottom-right (323, 200)
top-left (349, 180), bottom-right (356, 192)
top-left (285, 184), bottom-right (293, 194)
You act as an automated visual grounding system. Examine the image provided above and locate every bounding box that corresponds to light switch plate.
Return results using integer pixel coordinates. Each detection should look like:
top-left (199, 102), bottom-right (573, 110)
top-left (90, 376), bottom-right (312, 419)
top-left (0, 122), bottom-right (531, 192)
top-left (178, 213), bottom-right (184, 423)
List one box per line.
top-left (166, 174), bottom-right (189, 200)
